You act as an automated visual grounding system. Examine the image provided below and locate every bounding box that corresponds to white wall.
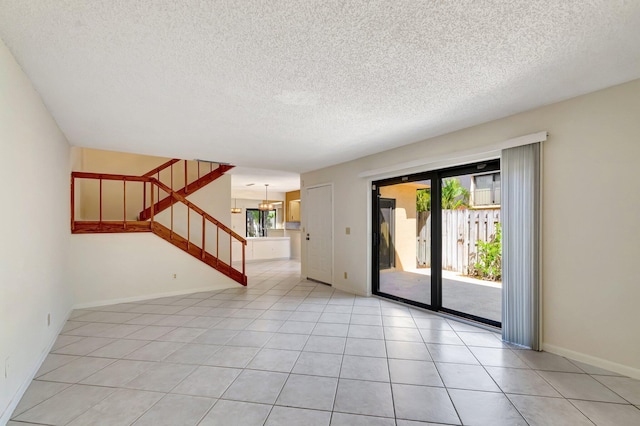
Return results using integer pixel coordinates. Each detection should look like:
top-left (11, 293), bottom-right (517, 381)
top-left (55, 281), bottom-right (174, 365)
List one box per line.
top-left (70, 233), bottom-right (239, 307)
top-left (0, 39), bottom-right (73, 423)
top-left (301, 79), bottom-right (640, 378)
top-left (288, 230), bottom-right (302, 260)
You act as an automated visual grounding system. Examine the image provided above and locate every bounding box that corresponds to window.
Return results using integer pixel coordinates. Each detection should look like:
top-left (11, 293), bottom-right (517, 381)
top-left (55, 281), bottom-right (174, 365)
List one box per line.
top-left (246, 209), bottom-right (276, 237)
top-left (471, 172), bottom-right (501, 206)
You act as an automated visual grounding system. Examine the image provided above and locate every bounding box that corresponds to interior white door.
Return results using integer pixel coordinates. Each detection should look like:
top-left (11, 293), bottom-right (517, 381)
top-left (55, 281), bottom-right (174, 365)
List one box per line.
top-left (306, 185), bottom-right (333, 284)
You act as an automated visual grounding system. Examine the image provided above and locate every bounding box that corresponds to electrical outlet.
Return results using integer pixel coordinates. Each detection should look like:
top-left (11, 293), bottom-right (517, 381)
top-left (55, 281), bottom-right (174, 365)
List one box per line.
top-left (345, 227), bottom-right (350, 235)
top-left (173, 274), bottom-right (177, 279)
top-left (344, 272), bottom-right (348, 279)
top-left (47, 313), bottom-right (51, 326)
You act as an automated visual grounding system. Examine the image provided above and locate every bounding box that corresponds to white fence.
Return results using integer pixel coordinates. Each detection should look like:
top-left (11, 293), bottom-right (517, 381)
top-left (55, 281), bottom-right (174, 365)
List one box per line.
top-left (417, 209), bottom-right (500, 273)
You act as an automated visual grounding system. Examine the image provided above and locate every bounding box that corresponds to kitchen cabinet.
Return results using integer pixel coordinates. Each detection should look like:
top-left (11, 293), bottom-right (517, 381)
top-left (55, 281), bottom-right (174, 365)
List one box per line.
top-left (288, 200), bottom-right (300, 222)
top-left (285, 190), bottom-right (301, 222)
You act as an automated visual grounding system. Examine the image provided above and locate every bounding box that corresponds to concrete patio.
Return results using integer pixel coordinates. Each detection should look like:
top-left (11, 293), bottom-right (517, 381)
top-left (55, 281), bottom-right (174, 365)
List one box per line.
top-left (379, 268), bottom-right (502, 323)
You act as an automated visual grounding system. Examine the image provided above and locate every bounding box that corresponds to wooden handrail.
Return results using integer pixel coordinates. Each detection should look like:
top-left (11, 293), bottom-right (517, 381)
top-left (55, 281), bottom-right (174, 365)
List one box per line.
top-left (142, 158), bottom-right (181, 177)
top-left (72, 171), bottom-right (150, 182)
top-left (137, 163), bottom-right (234, 221)
top-left (151, 179), bottom-right (246, 244)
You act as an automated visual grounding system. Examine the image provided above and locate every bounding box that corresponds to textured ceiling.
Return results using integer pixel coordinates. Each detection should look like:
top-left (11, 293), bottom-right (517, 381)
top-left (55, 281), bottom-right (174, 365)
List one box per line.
top-left (229, 167), bottom-right (300, 195)
top-left (1, 1), bottom-right (639, 172)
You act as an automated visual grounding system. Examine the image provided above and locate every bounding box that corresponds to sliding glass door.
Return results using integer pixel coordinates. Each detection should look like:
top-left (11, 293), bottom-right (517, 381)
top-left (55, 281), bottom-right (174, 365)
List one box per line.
top-left (376, 179), bottom-right (433, 307)
top-left (372, 160), bottom-right (501, 327)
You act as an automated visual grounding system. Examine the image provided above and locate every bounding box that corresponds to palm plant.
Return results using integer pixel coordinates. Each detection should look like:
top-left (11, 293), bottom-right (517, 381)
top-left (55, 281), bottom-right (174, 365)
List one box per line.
top-left (441, 178), bottom-right (470, 209)
top-left (416, 188), bottom-right (431, 212)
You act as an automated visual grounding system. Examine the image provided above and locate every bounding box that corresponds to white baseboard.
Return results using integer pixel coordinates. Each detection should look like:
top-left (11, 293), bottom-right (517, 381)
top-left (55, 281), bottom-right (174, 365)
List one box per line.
top-left (0, 308), bottom-right (73, 426)
top-left (73, 284), bottom-right (237, 310)
top-left (543, 343), bottom-right (640, 380)
top-left (331, 281), bottom-right (369, 297)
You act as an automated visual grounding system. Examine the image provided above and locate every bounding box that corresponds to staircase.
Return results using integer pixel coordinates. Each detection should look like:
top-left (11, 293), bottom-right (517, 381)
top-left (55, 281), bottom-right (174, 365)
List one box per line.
top-left (138, 159), bottom-right (235, 220)
top-left (70, 160), bottom-right (247, 285)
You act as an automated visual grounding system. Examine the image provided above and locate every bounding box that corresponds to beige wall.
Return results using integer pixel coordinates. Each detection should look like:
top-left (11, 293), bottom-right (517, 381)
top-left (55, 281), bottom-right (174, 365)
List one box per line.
top-left (73, 148), bottom-right (213, 221)
top-left (301, 79), bottom-right (640, 378)
top-left (74, 147), bottom-right (167, 221)
top-left (0, 39), bottom-right (73, 423)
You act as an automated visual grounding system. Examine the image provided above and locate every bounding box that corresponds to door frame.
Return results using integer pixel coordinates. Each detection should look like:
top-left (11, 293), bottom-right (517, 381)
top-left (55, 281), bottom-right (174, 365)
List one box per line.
top-left (372, 172), bottom-right (436, 310)
top-left (304, 183), bottom-right (334, 285)
top-left (372, 160), bottom-right (502, 327)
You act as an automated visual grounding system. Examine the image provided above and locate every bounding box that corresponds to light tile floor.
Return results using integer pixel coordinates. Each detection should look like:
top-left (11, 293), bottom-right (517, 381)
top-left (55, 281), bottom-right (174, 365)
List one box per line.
top-left (9, 260), bottom-right (640, 425)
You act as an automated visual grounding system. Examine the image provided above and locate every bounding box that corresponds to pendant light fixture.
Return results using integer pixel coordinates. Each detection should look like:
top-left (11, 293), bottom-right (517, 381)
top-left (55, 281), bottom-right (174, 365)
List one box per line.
top-left (231, 198), bottom-right (241, 214)
top-left (258, 184), bottom-right (274, 211)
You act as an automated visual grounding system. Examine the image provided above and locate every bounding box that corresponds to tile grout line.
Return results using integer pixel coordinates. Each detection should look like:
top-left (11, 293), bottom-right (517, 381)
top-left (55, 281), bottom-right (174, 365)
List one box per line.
top-left (14, 261), bottom-right (640, 426)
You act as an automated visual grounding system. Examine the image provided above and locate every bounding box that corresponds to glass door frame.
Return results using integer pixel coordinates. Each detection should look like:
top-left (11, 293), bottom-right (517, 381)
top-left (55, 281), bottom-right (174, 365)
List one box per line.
top-left (372, 159), bottom-right (501, 327)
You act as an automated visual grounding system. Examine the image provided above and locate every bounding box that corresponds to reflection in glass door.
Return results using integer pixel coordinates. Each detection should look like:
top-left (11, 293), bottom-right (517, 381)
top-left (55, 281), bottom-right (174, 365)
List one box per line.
top-left (373, 160), bottom-right (501, 327)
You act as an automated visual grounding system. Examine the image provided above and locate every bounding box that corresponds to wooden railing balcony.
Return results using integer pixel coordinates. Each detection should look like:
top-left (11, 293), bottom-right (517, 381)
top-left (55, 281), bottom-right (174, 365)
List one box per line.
top-left (471, 188), bottom-right (501, 207)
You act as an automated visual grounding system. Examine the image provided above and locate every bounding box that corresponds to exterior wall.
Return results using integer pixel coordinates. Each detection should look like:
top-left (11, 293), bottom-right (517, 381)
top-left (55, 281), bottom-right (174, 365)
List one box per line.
top-left (0, 39), bottom-right (73, 424)
top-left (379, 184), bottom-right (418, 271)
top-left (301, 78), bottom-right (640, 378)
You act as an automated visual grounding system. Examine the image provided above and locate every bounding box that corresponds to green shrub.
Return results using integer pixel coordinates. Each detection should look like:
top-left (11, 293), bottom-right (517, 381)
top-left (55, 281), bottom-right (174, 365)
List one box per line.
top-left (471, 223), bottom-right (502, 281)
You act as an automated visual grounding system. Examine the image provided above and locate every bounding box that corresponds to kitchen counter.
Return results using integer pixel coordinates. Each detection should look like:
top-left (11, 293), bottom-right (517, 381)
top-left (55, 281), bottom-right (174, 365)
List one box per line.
top-left (234, 236), bottom-right (291, 262)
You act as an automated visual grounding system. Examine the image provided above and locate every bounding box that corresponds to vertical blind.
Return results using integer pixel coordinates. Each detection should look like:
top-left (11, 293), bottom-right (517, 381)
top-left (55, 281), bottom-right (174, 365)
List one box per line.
top-left (502, 143), bottom-right (541, 349)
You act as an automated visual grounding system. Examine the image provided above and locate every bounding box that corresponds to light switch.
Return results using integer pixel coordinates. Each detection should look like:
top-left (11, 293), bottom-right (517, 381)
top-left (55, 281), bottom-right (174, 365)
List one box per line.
top-left (345, 227), bottom-right (350, 235)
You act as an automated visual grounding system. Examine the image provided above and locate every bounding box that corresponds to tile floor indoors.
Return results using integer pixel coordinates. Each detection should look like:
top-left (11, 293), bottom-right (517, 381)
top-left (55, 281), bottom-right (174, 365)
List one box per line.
top-left (8, 260), bottom-right (640, 426)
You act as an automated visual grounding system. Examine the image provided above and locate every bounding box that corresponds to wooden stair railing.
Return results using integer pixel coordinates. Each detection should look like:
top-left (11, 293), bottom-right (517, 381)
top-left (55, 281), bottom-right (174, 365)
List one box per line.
top-left (71, 171), bottom-right (247, 286)
top-left (138, 159), bottom-right (234, 221)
